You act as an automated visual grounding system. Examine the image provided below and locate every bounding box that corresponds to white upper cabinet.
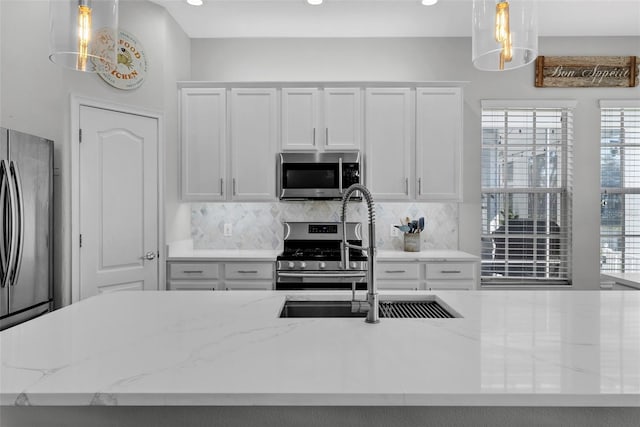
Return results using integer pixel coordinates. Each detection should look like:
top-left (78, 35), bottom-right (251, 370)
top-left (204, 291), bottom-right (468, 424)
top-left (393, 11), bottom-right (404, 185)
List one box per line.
top-left (365, 88), bottom-right (413, 200)
top-left (281, 87), bottom-right (362, 151)
top-left (281, 88), bottom-right (319, 151)
top-left (180, 88), bottom-right (226, 201)
top-left (324, 88), bottom-right (362, 151)
top-left (230, 88), bottom-right (278, 201)
top-left (415, 87), bottom-right (463, 201)
top-left (179, 83), bottom-right (463, 202)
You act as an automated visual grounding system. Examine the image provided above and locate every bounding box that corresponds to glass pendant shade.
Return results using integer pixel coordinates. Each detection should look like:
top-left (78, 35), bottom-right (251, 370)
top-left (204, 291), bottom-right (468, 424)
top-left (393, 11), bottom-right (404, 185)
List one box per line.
top-left (472, 0), bottom-right (538, 71)
top-left (49, 0), bottom-right (119, 72)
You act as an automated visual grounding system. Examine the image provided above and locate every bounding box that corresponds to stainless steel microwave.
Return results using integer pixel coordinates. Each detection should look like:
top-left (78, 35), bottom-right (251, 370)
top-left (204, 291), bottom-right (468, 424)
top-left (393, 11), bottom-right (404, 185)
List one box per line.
top-left (278, 152), bottom-right (362, 200)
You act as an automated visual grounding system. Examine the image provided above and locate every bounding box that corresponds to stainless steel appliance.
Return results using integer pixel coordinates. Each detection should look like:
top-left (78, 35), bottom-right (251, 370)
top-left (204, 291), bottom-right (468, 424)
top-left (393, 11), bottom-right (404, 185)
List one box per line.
top-left (278, 152), bottom-right (361, 200)
top-left (1, 128), bottom-right (53, 330)
top-left (276, 221), bottom-right (368, 291)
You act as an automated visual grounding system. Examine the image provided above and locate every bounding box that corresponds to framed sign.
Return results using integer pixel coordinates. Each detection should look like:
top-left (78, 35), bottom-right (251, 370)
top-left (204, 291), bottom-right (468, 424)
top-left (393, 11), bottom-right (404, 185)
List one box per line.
top-left (535, 56), bottom-right (639, 88)
top-left (96, 30), bottom-right (148, 90)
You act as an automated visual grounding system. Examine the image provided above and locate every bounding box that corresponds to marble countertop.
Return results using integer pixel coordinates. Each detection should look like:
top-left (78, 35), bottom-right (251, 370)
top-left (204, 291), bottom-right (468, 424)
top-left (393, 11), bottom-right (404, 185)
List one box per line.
top-left (376, 249), bottom-right (478, 262)
top-left (167, 240), bottom-right (478, 263)
top-left (1, 290), bottom-right (638, 407)
top-left (167, 240), bottom-right (280, 261)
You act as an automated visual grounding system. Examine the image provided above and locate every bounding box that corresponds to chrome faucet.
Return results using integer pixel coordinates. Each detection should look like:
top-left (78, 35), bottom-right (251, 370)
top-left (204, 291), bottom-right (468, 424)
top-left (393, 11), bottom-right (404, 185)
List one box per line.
top-left (340, 183), bottom-right (379, 324)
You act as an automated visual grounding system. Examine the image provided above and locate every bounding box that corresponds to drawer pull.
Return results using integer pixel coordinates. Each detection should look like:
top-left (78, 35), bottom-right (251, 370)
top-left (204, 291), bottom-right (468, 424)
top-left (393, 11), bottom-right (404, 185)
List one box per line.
top-left (237, 270), bottom-right (258, 274)
top-left (385, 270), bottom-right (406, 274)
top-left (182, 270), bottom-right (204, 274)
top-left (440, 270), bottom-right (462, 274)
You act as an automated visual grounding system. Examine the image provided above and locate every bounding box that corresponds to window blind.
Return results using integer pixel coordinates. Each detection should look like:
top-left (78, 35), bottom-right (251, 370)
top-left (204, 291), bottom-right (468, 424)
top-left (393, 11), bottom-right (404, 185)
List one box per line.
top-left (481, 105), bottom-right (573, 285)
top-left (600, 105), bottom-right (640, 273)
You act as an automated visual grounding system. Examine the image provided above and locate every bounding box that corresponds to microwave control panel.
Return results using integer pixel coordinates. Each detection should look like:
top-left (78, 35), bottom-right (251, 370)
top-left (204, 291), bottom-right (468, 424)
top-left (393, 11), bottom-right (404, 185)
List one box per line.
top-left (343, 163), bottom-right (360, 187)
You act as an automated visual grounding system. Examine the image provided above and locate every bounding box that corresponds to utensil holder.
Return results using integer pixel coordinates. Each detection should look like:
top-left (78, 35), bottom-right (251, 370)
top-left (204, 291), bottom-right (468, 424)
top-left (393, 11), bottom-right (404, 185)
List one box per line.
top-left (403, 232), bottom-right (421, 252)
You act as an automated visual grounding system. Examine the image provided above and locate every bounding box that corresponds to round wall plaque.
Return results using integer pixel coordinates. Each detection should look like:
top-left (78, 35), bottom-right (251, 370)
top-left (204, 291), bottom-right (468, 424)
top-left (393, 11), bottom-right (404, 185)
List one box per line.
top-left (96, 30), bottom-right (148, 90)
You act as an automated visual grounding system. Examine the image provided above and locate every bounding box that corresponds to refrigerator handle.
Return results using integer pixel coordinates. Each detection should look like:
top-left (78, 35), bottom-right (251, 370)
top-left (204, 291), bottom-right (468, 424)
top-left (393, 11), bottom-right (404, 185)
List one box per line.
top-left (0, 160), bottom-right (10, 287)
top-left (1, 159), bottom-right (17, 289)
top-left (9, 161), bottom-right (24, 287)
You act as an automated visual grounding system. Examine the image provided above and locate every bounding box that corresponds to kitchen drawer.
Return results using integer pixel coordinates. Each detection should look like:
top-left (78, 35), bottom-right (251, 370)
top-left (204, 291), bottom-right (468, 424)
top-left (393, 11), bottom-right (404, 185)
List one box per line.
top-left (167, 280), bottom-right (218, 291)
top-left (376, 263), bottom-right (420, 280)
top-left (225, 262), bottom-right (274, 280)
top-left (377, 280), bottom-right (422, 291)
top-left (426, 263), bottom-right (475, 280)
top-left (169, 262), bottom-right (220, 280)
top-left (224, 281), bottom-right (273, 291)
top-left (427, 280), bottom-right (474, 291)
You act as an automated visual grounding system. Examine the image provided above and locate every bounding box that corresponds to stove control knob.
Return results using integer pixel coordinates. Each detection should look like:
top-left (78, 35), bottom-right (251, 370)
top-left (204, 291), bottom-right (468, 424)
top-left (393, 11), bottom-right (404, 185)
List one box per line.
top-left (350, 262), bottom-right (358, 269)
top-left (299, 262), bottom-right (307, 269)
top-left (287, 262), bottom-right (295, 269)
top-left (319, 262), bottom-right (326, 269)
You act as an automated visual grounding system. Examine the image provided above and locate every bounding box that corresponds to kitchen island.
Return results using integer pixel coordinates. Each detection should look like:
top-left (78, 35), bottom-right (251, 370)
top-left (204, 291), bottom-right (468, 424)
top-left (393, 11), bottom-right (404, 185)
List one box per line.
top-left (1, 290), bottom-right (639, 426)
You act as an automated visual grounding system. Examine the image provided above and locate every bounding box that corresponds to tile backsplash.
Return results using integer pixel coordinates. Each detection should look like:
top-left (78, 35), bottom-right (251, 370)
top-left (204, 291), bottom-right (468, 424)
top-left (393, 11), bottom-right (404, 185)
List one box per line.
top-left (191, 201), bottom-right (458, 251)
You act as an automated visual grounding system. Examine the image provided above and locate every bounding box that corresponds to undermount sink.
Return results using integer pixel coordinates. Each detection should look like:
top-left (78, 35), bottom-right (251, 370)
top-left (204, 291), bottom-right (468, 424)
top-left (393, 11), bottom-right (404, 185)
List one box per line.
top-left (279, 296), bottom-right (460, 319)
top-left (281, 300), bottom-right (364, 318)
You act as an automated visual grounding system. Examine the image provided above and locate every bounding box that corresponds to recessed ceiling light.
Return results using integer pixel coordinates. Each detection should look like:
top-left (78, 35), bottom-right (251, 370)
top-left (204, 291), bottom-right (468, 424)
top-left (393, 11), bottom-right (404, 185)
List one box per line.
top-left (187, 0), bottom-right (203, 6)
top-left (307, 0), bottom-right (323, 5)
top-left (421, 0), bottom-right (438, 5)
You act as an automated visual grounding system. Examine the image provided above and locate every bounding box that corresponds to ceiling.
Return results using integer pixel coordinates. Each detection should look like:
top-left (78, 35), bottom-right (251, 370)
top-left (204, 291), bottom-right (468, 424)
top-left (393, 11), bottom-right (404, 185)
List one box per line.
top-left (148, 0), bottom-right (640, 39)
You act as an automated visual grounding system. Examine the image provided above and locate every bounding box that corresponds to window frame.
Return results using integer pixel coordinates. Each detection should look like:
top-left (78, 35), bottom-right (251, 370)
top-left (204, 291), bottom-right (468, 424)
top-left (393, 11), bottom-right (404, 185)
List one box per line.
top-left (480, 100), bottom-right (575, 286)
top-left (599, 100), bottom-right (640, 273)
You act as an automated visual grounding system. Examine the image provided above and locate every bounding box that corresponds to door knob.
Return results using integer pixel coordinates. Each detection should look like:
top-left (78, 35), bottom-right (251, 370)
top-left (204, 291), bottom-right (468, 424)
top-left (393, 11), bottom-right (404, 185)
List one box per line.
top-left (144, 251), bottom-right (156, 260)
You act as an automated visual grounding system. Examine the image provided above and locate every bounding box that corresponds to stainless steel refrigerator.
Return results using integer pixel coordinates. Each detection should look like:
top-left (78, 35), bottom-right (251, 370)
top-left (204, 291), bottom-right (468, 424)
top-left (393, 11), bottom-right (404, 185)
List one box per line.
top-left (1, 128), bottom-right (53, 330)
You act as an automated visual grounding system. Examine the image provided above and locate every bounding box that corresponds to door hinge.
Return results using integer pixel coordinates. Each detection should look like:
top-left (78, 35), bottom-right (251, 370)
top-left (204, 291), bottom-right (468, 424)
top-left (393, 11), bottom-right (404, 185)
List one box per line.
top-left (79, 129), bottom-right (82, 143)
top-left (79, 234), bottom-right (83, 248)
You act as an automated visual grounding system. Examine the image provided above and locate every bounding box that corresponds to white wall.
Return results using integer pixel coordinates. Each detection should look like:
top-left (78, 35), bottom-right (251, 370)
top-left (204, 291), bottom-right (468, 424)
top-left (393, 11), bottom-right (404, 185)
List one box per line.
top-left (191, 36), bottom-right (640, 289)
top-left (0, 0), bottom-right (191, 307)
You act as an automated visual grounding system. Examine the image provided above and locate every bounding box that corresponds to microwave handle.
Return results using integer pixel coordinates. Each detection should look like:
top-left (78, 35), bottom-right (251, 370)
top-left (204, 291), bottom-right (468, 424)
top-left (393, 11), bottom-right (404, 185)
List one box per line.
top-left (338, 156), bottom-right (343, 194)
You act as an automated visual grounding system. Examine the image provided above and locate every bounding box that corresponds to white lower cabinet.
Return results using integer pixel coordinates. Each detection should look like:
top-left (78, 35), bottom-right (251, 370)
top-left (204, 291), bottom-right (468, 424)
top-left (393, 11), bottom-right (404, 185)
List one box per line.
top-left (223, 281), bottom-right (273, 291)
top-left (426, 262), bottom-right (476, 290)
top-left (167, 261), bottom-right (274, 291)
top-left (224, 262), bottom-right (274, 290)
top-left (376, 260), bottom-right (478, 291)
top-left (167, 262), bottom-right (220, 291)
top-left (168, 281), bottom-right (218, 291)
top-left (376, 262), bottom-right (421, 290)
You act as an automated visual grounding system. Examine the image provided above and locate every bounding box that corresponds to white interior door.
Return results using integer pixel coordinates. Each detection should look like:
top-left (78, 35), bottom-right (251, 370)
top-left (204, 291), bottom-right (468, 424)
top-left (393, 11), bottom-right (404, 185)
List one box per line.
top-left (79, 106), bottom-right (159, 299)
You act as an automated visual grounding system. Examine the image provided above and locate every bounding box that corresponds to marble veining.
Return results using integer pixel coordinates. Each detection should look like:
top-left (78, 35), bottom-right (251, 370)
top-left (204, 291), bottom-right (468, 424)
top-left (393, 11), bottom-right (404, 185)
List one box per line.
top-left (1, 290), bottom-right (639, 407)
top-left (191, 202), bottom-right (458, 251)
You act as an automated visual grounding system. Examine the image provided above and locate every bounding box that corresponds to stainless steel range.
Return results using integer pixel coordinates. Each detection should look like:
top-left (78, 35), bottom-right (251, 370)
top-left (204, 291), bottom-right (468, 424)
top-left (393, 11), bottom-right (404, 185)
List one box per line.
top-left (276, 222), bottom-right (368, 291)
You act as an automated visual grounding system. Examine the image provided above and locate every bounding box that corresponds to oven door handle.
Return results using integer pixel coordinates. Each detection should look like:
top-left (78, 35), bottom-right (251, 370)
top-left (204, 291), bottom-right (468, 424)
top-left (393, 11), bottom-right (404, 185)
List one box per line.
top-left (277, 272), bottom-right (366, 279)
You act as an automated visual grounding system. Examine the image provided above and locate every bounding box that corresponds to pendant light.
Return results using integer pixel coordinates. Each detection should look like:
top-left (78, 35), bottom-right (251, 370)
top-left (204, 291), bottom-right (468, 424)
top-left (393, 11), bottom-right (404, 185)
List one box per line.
top-left (472, 0), bottom-right (538, 71)
top-left (49, 0), bottom-right (119, 72)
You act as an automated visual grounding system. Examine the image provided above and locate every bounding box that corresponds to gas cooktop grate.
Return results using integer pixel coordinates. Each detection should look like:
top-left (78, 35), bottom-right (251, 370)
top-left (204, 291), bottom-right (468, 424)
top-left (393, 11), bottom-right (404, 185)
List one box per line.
top-left (378, 301), bottom-right (456, 319)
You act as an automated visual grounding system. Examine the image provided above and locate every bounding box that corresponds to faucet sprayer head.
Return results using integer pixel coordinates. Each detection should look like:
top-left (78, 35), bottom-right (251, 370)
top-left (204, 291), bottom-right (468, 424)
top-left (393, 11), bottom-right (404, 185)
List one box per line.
top-left (340, 184), bottom-right (376, 225)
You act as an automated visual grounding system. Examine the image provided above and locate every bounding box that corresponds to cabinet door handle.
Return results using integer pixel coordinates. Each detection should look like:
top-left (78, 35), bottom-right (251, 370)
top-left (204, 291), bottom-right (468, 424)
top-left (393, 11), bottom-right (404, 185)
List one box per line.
top-left (418, 177), bottom-right (422, 195)
top-left (233, 178), bottom-right (237, 196)
top-left (405, 178), bottom-right (409, 195)
top-left (385, 270), bottom-right (406, 274)
top-left (220, 178), bottom-right (224, 195)
top-left (313, 128), bottom-right (316, 146)
top-left (237, 270), bottom-right (258, 274)
top-left (440, 270), bottom-right (461, 274)
top-left (326, 128), bottom-right (329, 144)
top-left (338, 157), bottom-right (343, 193)
top-left (182, 270), bottom-right (204, 274)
